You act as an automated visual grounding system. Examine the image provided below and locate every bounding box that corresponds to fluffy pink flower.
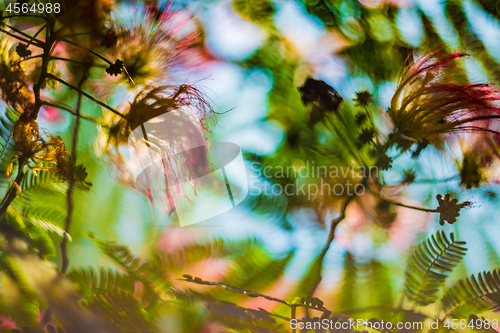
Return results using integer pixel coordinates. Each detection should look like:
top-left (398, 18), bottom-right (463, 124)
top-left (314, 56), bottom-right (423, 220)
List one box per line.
top-left (98, 84), bottom-right (217, 215)
top-left (389, 50), bottom-right (500, 143)
top-left (93, 4), bottom-right (213, 101)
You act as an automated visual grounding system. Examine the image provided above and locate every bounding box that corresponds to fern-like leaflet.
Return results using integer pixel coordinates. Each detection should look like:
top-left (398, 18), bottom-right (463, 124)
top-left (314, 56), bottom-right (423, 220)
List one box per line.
top-left (19, 163), bottom-right (92, 191)
top-left (442, 269), bottom-right (500, 318)
top-left (404, 231), bottom-right (466, 306)
top-left (0, 107), bottom-right (20, 191)
top-left (67, 267), bottom-right (136, 297)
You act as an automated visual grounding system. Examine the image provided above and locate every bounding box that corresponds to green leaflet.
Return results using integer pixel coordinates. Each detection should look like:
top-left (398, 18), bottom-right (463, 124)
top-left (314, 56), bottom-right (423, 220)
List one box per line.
top-left (0, 108), bottom-right (20, 191)
top-left (67, 267), bottom-right (136, 297)
top-left (442, 269), bottom-right (500, 318)
top-left (222, 247), bottom-right (293, 295)
top-left (404, 231), bottom-right (467, 307)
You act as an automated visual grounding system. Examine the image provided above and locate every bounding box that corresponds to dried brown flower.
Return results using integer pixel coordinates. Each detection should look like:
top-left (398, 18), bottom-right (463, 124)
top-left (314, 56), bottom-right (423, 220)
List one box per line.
top-left (435, 193), bottom-right (469, 225)
top-left (10, 117), bottom-right (71, 185)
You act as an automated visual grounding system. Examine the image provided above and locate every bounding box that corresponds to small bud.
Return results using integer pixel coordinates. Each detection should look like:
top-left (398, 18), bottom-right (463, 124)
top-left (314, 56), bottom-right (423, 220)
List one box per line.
top-left (435, 193), bottom-right (469, 225)
top-left (106, 59), bottom-right (124, 76)
top-left (298, 78), bottom-right (343, 113)
top-left (402, 170), bottom-right (416, 184)
top-left (357, 127), bottom-right (375, 147)
top-left (15, 44), bottom-right (32, 58)
top-left (353, 90), bottom-right (374, 107)
top-left (376, 153), bottom-right (393, 171)
top-left (459, 153), bottom-right (482, 189)
top-left (101, 29), bottom-right (118, 49)
top-left (355, 112), bottom-right (367, 126)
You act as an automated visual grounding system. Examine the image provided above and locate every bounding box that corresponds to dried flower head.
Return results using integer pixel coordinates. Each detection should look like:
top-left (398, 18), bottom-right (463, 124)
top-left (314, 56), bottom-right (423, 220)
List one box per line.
top-left (435, 193), bottom-right (469, 225)
top-left (105, 59), bottom-right (124, 76)
top-left (402, 170), bottom-right (416, 184)
top-left (298, 78), bottom-right (343, 113)
top-left (353, 90), bottom-right (374, 107)
top-left (10, 117), bottom-right (71, 185)
top-left (15, 44), bottom-right (31, 58)
top-left (376, 153), bottom-right (393, 171)
top-left (355, 112), bottom-right (368, 126)
top-left (357, 127), bottom-right (375, 147)
top-left (388, 50), bottom-right (500, 143)
top-left (455, 134), bottom-right (499, 188)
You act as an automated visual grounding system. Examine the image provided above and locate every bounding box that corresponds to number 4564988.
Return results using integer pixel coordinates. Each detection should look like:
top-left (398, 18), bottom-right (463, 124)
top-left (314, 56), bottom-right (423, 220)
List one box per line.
top-left (6, 2), bottom-right (61, 14)
top-left (443, 318), bottom-right (498, 330)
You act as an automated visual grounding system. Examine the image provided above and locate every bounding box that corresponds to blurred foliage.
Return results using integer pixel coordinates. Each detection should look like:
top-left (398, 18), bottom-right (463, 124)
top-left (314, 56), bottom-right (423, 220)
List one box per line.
top-left (0, 0), bottom-right (500, 331)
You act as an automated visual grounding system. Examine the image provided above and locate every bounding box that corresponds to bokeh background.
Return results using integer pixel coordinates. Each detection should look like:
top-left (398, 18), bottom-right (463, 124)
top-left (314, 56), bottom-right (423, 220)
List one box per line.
top-left (4, 0), bottom-right (500, 330)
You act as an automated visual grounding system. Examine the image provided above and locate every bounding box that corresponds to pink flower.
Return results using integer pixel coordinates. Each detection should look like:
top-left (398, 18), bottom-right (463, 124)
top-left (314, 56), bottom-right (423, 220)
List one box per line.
top-left (389, 50), bottom-right (500, 143)
top-left (98, 84), bottom-right (217, 215)
top-left (93, 4), bottom-right (213, 101)
top-left (40, 106), bottom-right (64, 124)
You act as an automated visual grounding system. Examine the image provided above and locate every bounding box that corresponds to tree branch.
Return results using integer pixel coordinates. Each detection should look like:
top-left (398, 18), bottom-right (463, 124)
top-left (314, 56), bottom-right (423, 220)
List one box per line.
top-left (306, 175), bottom-right (369, 296)
top-left (0, 21), bottom-right (54, 220)
top-left (61, 73), bottom-right (87, 274)
top-left (45, 74), bottom-right (126, 118)
top-left (40, 101), bottom-right (100, 124)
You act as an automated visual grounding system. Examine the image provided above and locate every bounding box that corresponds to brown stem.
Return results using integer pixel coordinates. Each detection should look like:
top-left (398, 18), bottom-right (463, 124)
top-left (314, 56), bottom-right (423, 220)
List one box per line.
top-left (380, 196), bottom-right (437, 213)
top-left (31, 22), bottom-right (54, 120)
top-left (0, 23), bottom-right (53, 220)
top-left (61, 73), bottom-right (87, 274)
top-left (40, 71), bottom-right (89, 328)
top-left (2, 23), bottom-right (45, 47)
top-left (60, 38), bottom-right (113, 64)
top-left (291, 305), bottom-right (298, 333)
top-left (306, 175), bottom-right (369, 296)
top-left (40, 101), bottom-right (100, 124)
top-left (0, 157), bottom-right (26, 220)
top-left (45, 74), bottom-right (126, 118)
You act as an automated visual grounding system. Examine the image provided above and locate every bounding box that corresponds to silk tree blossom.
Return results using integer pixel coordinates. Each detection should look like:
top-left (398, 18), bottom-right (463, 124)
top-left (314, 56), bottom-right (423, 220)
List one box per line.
top-left (388, 50), bottom-right (500, 145)
top-left (98, 84), bottom-right (217, 215)
top-left (94, 4), bottom-right (209, 101)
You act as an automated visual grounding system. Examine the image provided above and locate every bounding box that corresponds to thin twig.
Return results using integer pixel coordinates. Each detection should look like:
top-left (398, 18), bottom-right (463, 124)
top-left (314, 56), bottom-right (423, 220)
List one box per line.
top-left (380, 196), bottom-right (437, 213)
top-left (40, 70), bottom-right (89, 328)
top-left (364, 105), bottom-right (381, 147)
top-left (0, 157), bottom-right (27, 219)
top-left (27, 23), bottom-right (47, 46)
top-left (291, 304), bottom-right (297, 333)
top-left (50, 56), bottom-right (106, 68)
top-left (40, 101), bottom-right (100, 124)
top-left (306, 175), bottom-right (369, 296)
top-left (2, 23), bottom-right (45, 47)
top-left (46, 74), bottom-right (126, 118)
top-left (0, 27), bottom-right (33, 45)
top-left (31, 22), bottom-right (55, 119)
top-left (60, 38), bottom-right (113, 64)
top-left (2, 14), bottom-right (48, 21)
top-left (12, 54), bottom-right (43, 64)
top-left (61, 73), bottom-right (87, 274)
top-left (325, 116), bottom-right (364, 167)
top-left (385, 175), bottom-right (460, 187)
